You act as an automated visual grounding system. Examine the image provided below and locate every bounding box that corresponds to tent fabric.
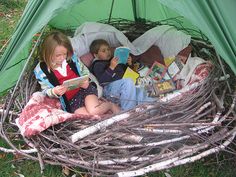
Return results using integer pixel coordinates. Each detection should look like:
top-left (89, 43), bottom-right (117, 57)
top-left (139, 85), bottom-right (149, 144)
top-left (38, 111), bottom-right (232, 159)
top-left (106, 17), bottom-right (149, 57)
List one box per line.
top-left (0, 0), bottom-right (235, 94)
top-left (159, 0), bottom-right (236, 78)
top-left (70, 22), bottom-right (135, 56)
top-left (132, 25), bottom-right (191, 58)
top-left (70, 22), bottom-right (190, 58)
top-left (0, 0), bottom-right (85, 93)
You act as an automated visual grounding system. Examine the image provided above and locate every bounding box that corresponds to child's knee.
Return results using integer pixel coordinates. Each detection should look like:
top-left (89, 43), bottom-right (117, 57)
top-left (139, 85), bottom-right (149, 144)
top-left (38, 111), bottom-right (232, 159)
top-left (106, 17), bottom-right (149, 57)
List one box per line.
top-left (86, 104), bottom-right (100, 115)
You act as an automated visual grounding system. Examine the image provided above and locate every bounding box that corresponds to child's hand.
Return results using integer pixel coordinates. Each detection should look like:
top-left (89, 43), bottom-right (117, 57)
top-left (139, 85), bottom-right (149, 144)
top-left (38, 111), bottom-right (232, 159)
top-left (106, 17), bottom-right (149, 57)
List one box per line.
top-left (80, 79), bottom-right (90, 89)
top-left (109, 57), bottom-right (118, 70)
top-left (127, 56), bottom-right (132, 66)
top-left (53, 85), bottom-right (68, 96)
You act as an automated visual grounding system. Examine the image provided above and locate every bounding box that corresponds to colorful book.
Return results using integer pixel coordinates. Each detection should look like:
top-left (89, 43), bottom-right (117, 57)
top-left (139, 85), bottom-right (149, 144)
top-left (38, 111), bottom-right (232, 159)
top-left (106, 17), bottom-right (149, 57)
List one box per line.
top-left (146, 61), bottom-right (167, 81)
top-left (122, 67), bottom-right (139, 84)
top-left (153, 79), bottom-right (176, 95)
top-left (167, 58), bottom-right (183, 79)
top-left (62, 75), bottom-right (89, 90)
top-left (164, 56), bottom-right (175, 67)
top-left (114, 46), bottom-right (130, 64)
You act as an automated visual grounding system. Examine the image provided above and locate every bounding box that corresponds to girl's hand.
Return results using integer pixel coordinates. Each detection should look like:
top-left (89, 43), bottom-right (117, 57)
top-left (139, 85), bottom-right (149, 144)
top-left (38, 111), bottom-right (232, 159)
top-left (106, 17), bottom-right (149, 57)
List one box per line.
top-left (53, 85), bottom-right (68, 96)
top-left (127, 56), bottom-right (132, 66)
top-left (109, 57), bottom-right (118, 70)
top-left (80, 79), bottom-right (89, 89)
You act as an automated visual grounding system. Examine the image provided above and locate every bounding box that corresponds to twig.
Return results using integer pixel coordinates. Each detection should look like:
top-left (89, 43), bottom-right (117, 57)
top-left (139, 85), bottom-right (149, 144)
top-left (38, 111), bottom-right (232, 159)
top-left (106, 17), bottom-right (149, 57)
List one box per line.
top-left (144, 122), bottom-right (221, 128)
top-left (116, 128), bottom-right (236, 177)
top-left (0, 108), bottom-right (19, 116)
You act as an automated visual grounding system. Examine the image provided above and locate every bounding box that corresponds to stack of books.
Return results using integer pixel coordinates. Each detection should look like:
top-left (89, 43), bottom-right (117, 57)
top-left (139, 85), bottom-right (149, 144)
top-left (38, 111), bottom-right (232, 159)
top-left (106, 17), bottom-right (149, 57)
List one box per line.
top-left (147, 57), bottom-right (184, 96)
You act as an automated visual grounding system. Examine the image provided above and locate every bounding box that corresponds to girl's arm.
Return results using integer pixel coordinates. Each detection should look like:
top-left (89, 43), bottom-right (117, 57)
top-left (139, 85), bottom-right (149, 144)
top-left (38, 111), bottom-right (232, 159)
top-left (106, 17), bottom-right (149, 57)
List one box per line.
top-left (37, 79), bottom-right (60, 98)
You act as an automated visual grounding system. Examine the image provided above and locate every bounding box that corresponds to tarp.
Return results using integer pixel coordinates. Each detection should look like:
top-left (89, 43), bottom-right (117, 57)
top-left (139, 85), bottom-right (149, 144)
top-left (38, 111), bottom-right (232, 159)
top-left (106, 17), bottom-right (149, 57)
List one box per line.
top-left (0, 0), bottom-right (235, 94)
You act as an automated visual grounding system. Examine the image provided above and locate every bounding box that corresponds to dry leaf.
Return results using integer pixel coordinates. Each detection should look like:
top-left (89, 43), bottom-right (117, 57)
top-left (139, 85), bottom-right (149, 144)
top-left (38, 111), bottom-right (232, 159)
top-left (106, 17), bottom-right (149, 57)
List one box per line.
top-left (164, 172), bottom-right (172, 177)
top-left (62, 166), bottom-right (70, 176)
top-left (13, 172), bottom-right (25, 177)
top-left (0, 153), bottom-right (6, 159)
top-left (11, 164), bottom-right (16, 169)
top-left (14, 153), bottom-right (24, 160)
top-left (6, 14), bottom-right (12, 18)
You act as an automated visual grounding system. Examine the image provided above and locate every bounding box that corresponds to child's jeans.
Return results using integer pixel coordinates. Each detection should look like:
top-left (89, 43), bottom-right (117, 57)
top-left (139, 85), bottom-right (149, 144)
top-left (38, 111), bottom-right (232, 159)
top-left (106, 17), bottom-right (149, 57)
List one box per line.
top-left (103, 78), bottom-right (155, 111)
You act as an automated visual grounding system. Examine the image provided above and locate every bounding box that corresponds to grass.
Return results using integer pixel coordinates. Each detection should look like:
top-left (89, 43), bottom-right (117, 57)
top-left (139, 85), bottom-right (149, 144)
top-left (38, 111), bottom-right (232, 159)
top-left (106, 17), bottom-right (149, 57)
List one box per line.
top-left (0, 1), bottom-right (236, 177)
top-left (0, 0), bottom-right (27, 50)
top-left (0, 148), bottom-right (235, 177)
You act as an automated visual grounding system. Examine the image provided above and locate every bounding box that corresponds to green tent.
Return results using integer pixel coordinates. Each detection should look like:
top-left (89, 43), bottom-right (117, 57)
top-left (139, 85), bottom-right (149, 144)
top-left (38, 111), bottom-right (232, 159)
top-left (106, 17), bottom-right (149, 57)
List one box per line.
top-left (0, 0), bottom-right (235, 94)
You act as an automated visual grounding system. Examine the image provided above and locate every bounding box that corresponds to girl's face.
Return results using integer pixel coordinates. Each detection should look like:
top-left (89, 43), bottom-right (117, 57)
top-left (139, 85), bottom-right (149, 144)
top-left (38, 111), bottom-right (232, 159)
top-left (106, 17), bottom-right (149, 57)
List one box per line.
top-left (51, 45), bottom-right (68, 67)
top-left (95, 44), bottom-right (111, 60)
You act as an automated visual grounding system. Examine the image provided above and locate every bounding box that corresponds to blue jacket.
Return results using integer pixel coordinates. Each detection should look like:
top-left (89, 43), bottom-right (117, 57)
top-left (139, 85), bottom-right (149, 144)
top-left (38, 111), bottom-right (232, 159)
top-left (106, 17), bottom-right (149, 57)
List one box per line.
top-left (90, 59), bottom-right (127, 86)
top-left (34, 54), bottom-right (90, 112)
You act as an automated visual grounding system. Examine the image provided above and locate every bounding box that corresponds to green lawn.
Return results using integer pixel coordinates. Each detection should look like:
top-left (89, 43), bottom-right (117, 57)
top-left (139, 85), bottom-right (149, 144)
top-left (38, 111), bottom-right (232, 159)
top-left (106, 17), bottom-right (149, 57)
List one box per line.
top-left (0, 1), bottom-right (236, 177)
top-left (1, 147), bottom-right (236, 177)
top-left (0, 1), bottom-right (27, 50)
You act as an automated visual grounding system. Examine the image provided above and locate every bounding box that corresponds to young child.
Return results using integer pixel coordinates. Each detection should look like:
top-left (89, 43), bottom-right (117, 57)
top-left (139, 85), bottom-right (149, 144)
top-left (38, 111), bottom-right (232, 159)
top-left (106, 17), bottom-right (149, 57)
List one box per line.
top-left (34, 31), bottom-right (120, 117)
top-left (89, 39), bottom-right (155, 111)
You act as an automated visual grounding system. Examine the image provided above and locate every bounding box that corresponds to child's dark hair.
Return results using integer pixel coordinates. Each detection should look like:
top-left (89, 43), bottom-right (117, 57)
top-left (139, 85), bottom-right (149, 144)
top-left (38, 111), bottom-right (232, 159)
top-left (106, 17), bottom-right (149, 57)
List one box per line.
top-left (89, 39), bottom-right (109, 55)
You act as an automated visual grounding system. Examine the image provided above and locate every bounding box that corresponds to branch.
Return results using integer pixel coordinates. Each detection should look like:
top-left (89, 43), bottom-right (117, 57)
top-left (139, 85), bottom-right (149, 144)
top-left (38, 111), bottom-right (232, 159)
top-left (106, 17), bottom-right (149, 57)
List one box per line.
top-left (116, 128), bottom-right (236, 177)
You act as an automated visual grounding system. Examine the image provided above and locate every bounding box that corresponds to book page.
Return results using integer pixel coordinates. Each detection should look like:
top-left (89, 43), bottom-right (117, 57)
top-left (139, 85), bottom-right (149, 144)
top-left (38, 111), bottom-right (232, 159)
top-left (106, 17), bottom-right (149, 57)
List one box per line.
top-left (62, 75), bottom-right (89, 90)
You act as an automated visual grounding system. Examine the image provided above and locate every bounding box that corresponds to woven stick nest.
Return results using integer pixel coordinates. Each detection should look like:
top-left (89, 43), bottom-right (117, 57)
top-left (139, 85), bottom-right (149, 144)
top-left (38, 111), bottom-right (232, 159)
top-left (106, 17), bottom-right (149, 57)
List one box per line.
top-left (1, 19), bottom-right (236, 176)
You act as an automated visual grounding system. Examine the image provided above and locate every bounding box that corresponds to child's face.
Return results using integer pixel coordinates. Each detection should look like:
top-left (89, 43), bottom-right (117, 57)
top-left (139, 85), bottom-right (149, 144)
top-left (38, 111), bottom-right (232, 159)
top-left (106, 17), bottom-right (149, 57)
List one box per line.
top-left (95, 44), bottom-right (111, 60)
top-left (51, 45), bottom-right (68, 67)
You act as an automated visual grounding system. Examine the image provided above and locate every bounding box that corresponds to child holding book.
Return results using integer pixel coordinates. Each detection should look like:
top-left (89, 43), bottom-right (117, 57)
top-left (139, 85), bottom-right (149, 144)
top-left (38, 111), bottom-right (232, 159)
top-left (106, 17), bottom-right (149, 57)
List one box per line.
top-left (89, 39), bottom-right (155, 111)
top-left (34, 31), bottom-right (120, 117)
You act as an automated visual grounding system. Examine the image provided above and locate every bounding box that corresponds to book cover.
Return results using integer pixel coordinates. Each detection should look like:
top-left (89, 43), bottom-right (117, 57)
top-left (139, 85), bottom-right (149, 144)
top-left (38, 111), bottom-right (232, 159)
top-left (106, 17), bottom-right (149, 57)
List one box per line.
top-left (62, 75), bottom-right (89, 90)
top-left (153, 79), bottom-right (176, 95)
top-left (122, 67), bottom-right (139, 84)
top-left (167, 58), bottom-right (183, 79)
top-left (114, 46), bottom-right (130, 64)
top-left (146, 61), bottom-right (167, 81)
top-left (164, 56), bottom-right (175, 67)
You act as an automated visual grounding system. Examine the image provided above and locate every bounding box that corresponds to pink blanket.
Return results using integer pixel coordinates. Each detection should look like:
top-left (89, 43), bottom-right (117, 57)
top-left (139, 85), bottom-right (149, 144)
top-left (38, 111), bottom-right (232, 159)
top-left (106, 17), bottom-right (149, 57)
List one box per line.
top-left (16, 92), bottom-right (94, 137)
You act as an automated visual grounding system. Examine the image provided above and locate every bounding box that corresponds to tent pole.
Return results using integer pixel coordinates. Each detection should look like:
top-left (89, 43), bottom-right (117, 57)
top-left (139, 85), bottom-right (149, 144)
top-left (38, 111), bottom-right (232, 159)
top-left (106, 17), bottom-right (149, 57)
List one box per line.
top-left (131, 0), bottom-right (137, 22)
top-left (1, 26), bottom-right (46, 123)
top-left (108, 0), bottom-right (115, 23)
top-left (216, 53), bottom-right (232, 93)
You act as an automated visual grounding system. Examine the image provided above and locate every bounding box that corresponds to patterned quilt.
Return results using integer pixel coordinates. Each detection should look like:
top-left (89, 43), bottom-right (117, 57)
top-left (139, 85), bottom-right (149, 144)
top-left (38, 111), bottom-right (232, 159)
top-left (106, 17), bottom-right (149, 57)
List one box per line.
top-left (16, 92), bottom-right (95, 137)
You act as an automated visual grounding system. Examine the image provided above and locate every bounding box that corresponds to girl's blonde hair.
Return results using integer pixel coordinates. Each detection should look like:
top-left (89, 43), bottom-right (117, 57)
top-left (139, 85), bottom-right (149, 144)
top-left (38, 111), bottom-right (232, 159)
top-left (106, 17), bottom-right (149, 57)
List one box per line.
top-left (40, 31), bottom-right (74, 70)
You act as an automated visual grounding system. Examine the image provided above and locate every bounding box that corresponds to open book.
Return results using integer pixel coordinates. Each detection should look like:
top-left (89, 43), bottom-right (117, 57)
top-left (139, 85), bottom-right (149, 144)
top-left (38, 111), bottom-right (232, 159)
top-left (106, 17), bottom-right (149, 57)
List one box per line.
top-left (62, 75), bottom-right (89, 90)
top-left (114, 46), bottom-right (130, 64)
